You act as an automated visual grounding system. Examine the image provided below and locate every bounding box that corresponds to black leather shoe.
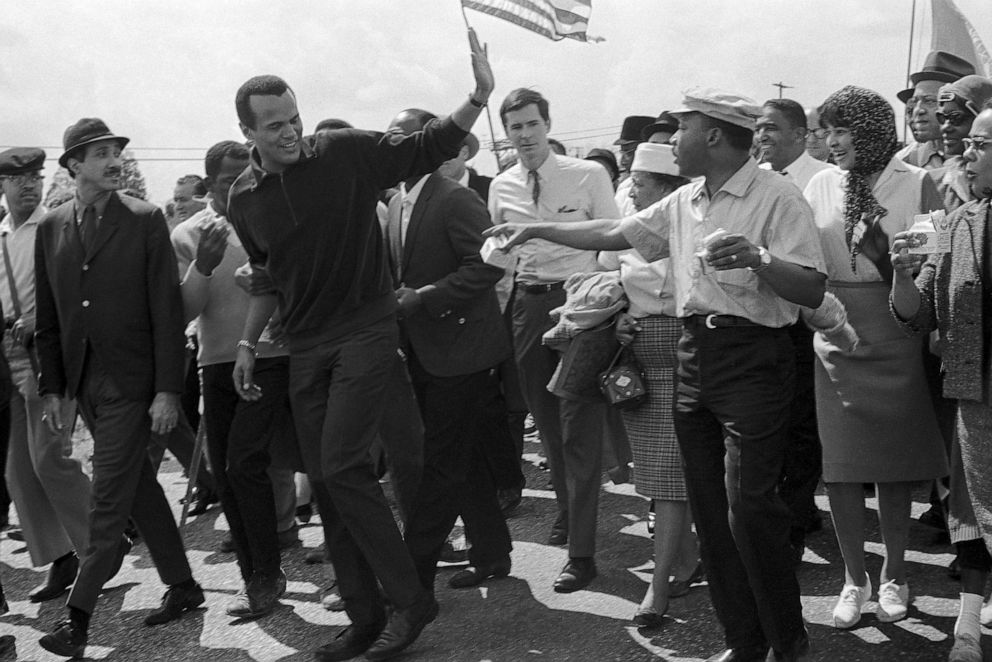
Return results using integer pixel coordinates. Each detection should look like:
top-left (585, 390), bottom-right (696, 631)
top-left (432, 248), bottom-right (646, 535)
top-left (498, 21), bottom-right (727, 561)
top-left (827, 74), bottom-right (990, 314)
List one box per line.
top-left (314, 621), bottom-right (385, 662)
top-left (365, 591), bottom-right (439, 660)
top-left (706, 644), bottom-right (771, 662)
top-left (227, 569), bottom-right (286, 618)
top-left (144, 581), bottom-right (205, 625)
top-left (39, 620), bottom-right (87, 658)
top-left (30, 553), bottom-right (78, 602)
top-left (187, 488), bottom-right (218, 516)
top-left (438, 540), bottom-right (469, 565)
top-left (448, 559), bottom-right (511, 589)
top-left (553, 557), bottom-right (596, 593)
top-left (669, 561), bottom-right (705, 598)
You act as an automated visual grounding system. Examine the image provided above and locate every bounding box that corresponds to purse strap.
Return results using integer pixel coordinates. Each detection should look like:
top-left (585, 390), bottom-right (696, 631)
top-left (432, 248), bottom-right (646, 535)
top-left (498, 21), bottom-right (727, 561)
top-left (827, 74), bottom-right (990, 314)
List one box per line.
top-left (605, 343), bottom-right (627, 373)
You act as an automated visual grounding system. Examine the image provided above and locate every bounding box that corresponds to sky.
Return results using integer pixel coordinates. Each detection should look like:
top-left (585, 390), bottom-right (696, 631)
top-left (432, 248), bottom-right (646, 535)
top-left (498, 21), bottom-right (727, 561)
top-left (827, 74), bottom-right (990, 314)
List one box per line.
top-left (2, 0), bottom-right (991, 206)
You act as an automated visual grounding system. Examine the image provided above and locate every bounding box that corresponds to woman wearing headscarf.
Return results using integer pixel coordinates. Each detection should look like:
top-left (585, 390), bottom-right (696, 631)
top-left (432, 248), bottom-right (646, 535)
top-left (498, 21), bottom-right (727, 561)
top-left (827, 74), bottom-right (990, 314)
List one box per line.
top-left (597, 143), bottom-right (699, 627)
top-left (890, 102), bottom-right (992, 662)
top-left (804, 85), bottom-right (948, 630)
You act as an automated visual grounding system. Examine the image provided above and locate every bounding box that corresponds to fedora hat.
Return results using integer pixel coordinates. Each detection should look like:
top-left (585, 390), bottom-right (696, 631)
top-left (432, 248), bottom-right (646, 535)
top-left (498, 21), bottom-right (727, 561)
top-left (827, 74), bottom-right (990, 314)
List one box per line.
top-left (59, 118), bottom-right (130, 168)
top-left (897, 51), bottom-right (975, 103)
top-left (613, 115), bottom-right (655, 146)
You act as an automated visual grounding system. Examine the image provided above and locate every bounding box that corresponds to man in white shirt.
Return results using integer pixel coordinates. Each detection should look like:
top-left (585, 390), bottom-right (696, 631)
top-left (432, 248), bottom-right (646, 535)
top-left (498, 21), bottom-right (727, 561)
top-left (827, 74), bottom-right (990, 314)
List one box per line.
top-left (0, 148), bottom-right (91, 604)
top-left (489, 88), bottom-right (618, 593)
top-left (756, 99), bottom-right (832, 192)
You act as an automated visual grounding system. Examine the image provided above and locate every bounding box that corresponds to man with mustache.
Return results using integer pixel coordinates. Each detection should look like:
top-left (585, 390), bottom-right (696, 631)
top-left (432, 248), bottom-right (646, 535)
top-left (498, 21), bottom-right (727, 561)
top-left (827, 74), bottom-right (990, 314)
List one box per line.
top-left (34, 118), bottom-right (202, 657)
top-left (0, 148), bottom-right (92, 605)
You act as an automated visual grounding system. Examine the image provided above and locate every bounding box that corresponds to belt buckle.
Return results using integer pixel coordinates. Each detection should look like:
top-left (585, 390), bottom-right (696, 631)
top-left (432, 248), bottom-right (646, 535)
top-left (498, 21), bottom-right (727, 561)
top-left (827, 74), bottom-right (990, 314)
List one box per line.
top-left (704, 314), bottom-right (718, 329)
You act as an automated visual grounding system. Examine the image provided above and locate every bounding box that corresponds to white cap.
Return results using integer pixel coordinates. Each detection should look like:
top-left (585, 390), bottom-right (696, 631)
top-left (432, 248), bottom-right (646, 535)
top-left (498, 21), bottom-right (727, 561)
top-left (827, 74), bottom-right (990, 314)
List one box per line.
top-left (630, 143), bottom-right (679, 176)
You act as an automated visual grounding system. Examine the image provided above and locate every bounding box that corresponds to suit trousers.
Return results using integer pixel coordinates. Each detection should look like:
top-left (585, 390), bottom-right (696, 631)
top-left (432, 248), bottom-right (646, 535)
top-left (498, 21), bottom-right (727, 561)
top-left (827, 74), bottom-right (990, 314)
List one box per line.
top-left (403, 350), bottom-right (513, 590)
top-left (69, 360), bottom-right (193, 614)
top-left (779, 323), bottom-right (822, 545)
top-left (3, 337), bottom-right (90, 566)
top-left (201, 358), bottom-right (290, 581)
top-left (373, 352), bottom-right (424, 524)
top-left (674, 318), bottom-right (804, 653)
top-left (148, 408), bottom-right (213, 494)
top-left (289, 316), bottom-right (423, 627)
top-left (512, 288), bottom-right (606, 558)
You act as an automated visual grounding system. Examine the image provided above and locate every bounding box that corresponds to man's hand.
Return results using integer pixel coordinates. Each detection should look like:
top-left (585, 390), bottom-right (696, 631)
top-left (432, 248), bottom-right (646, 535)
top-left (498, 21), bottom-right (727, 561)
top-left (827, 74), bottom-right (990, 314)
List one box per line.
top-left (395, 287), bottom-right (422, 318)
top-left (233, 346), bottom-right (262, 401)
top-left (10, 317), bottom-right (34, 347)
top-left (148, 392), bottom-right (180, 436)
top-left (706, 234), bottom-right (759, 271)
top-left (483, 223), bottom-right (537, 251)
top-left (195, 221), bottom-right (230, 277)
top-left (615, 312), bottom-right (640, 345)
top-left (468, 28), bottom-right (494, 102)
top-left (891, 231), bottom-right (927, 281)
top-left (42, 393), bottom-right (65, 435)
top-left (233, 262), bottom-right (276, 295)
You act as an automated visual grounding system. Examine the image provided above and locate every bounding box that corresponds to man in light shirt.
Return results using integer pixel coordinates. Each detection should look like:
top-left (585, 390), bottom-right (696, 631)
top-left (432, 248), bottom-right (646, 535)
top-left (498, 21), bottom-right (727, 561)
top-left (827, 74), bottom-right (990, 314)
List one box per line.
top-left (757, 99), bottom-right (832, 192)
top-left (489, 88), bottom-right (618, 593)
top-left (487, 88), bottom-right (827, 662)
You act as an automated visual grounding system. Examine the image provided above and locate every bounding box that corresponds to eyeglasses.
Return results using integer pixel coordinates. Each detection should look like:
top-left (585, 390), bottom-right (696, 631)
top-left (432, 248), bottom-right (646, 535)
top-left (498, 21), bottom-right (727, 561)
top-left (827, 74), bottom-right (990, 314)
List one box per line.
top-left (936, 111), bottom-right (971, 127)
top-left (806, 128), bottom-right (828, 140)
top-left (963, 136), bottom-right (990, 152)
top-left (906, 95), bottom-right (939, 109)
top-left (0, 174), bottom-right (43, 186)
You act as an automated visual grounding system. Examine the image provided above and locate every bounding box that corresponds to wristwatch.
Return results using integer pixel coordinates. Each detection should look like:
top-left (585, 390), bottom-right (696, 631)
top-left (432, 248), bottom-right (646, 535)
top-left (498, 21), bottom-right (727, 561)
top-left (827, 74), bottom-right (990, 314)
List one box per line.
top-left (748, 247), bottom-right (771, 272)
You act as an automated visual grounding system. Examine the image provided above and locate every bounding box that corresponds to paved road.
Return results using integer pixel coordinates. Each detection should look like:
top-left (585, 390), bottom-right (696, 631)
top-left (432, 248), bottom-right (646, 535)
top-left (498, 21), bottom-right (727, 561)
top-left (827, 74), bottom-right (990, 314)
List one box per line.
top-left (0, 434), bottom-right (980, 661)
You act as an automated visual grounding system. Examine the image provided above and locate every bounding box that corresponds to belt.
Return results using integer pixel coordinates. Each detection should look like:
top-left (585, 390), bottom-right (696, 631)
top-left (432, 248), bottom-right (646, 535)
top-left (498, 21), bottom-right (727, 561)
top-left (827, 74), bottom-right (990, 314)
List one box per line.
top-left (516, 281), bottom-right (565, 294)
top-left (688, 314), bottom-right (763, 329)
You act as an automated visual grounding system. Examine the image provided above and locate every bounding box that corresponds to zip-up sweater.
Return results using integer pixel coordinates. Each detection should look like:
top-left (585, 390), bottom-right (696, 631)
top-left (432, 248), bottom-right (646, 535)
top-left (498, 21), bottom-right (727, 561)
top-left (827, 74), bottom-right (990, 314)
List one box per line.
top-left (227, 117), bottom-right (466, 350)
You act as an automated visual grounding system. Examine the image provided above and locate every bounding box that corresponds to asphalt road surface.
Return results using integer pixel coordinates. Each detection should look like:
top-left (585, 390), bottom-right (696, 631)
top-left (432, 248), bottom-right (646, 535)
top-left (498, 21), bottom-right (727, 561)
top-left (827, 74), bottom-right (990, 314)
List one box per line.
top-left (0, 432), bottom-right (978, 661)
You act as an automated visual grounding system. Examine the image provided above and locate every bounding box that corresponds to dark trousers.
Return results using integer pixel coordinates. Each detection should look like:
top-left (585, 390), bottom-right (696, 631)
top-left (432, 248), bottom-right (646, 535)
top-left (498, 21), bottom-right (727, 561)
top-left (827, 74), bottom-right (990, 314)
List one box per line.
top-left (289, 316), bottom-right (422, 627)
top-left (779, 323), bottom-right (822, 546)
top-left (403, 350), bottom-right (513, 590)
top-left (674, 319), bottom-right (804, 653)
top-left (201, 358), bottom-right (291, 581)
top-left (374, 353), bottom-right (424, 524)
top-left (69, 361), bottom-right (192, 614)
top-left (148, 409), bottom-right (213, 494)
top-left (487, 290), bottom-right (527, 489)
top-left (512, 288), bottom-right (606, 558)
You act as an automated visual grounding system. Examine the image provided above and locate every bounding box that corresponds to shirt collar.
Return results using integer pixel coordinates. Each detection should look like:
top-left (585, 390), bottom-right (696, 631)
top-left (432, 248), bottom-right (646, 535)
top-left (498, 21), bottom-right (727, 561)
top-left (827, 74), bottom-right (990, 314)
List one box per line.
top-left (247, 139), bottom-right (316, 188)
top-left (694, 157), bottom-right (759, 201)
top-left (458, 170), bottom-right (470, 189)
top-left (74, 191), bottom-right (113, 220)
top-left (400, 174), bottom-right (431, 208)
top-left (0, 203), bottom-right (46, 235)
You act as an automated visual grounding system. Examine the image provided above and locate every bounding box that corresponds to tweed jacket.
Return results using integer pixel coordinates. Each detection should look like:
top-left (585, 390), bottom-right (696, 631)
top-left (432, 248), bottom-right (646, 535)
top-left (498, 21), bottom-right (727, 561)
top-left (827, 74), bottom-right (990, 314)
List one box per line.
top-left (892, 199), bottom-right (991, 402)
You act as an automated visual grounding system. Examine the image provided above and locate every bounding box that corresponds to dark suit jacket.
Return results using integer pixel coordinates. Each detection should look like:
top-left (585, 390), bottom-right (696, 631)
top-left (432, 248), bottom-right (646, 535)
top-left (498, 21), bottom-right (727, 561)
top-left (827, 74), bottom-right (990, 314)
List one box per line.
top-left (387, 172), bottom-right (510, 378)
top-left (467, 170), bottom-right (493, 205)
top-left (35, 192), bottom-right (185, 401)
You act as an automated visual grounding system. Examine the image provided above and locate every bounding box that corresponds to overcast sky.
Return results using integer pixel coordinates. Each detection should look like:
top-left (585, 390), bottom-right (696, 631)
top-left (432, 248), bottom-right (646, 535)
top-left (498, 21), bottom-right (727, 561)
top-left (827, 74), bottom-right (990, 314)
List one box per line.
top-left (2, 0), bottom-right (990, 204)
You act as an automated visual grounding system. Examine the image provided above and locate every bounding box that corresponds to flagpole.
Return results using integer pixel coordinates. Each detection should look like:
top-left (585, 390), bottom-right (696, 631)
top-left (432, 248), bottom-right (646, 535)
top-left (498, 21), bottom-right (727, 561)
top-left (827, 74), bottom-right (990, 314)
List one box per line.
top-left (904, 0), bottom-right (917, 143)
top-left (460, 2), bottom-right (505, 172)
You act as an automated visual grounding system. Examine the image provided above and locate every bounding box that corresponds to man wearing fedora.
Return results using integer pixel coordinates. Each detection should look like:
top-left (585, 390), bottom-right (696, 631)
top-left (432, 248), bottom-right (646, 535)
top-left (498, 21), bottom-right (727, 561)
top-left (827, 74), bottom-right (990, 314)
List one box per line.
top-left (0, 147), bottom-right (92, 606)
top-left (35, 118), bottom-right (202, 657)
top-left (897, 50), bottom-right (976, 170)
top-left (613, 115), bottom-right (655, 213)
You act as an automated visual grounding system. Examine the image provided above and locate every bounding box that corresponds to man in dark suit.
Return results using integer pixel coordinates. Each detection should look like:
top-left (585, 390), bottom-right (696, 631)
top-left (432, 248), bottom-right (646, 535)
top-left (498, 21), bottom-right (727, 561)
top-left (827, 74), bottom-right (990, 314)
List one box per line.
top-left (35, 118), bottom-right (202, 658)
top-left (387, 109), bottom-right (514, 592)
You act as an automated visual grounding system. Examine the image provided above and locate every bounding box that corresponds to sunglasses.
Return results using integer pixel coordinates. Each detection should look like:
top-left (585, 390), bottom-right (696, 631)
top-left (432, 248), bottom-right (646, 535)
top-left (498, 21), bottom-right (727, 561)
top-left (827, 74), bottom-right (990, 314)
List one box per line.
top-left (936, 111), bottom-right (970, 127)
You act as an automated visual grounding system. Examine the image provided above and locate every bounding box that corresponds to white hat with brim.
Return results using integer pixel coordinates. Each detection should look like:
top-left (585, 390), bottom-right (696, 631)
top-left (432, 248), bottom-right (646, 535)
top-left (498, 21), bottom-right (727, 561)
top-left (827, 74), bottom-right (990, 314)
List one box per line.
top-left (630, 143), bottom-right (679, 177)
top-left (668, 87), bottom-right (760, 131)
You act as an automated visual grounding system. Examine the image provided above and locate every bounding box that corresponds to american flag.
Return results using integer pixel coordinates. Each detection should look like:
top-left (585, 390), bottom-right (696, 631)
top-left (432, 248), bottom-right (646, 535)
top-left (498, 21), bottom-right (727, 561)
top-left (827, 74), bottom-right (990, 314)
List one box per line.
top-left (462, 0), bottom-right (600, 43)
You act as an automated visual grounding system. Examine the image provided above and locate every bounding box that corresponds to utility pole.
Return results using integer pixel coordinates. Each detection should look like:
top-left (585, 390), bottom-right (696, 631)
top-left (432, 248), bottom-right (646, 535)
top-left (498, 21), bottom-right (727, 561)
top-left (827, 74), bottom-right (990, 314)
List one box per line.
top-left (772, 81), bottom-right (793, 98)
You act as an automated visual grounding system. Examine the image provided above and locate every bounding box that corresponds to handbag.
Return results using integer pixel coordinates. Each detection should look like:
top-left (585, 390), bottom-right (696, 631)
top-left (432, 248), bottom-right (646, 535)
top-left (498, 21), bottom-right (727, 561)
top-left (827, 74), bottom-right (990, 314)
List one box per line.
top-left (598, 344), bottom-right (647, 410)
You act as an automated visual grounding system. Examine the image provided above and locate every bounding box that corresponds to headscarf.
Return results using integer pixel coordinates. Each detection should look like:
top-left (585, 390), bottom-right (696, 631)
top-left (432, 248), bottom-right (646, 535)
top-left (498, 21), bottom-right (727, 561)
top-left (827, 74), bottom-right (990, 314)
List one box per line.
top-left (818, 85), bottom-right (898, 270)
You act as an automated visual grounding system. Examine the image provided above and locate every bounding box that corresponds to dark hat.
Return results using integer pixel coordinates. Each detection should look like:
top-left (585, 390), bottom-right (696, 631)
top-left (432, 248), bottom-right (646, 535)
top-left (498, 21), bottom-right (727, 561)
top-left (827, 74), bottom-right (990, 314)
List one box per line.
top-left (584, 148), bottom-right (619, 182)
top-left (59, 118), bottom-right (130, 168)
top-left (640, 111), bottom-right (679, 141)
top-left (613, 115), bottom-right (655, 146)
top-left (897, 51), bottom-right (976, 103)
top-left (0, 147), bottom-right (46, 176)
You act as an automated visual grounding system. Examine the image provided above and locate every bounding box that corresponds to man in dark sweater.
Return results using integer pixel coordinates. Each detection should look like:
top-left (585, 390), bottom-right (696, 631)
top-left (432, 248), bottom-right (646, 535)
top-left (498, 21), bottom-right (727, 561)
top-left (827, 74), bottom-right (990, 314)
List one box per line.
top-left (226, 30), bottom-right (493, 662)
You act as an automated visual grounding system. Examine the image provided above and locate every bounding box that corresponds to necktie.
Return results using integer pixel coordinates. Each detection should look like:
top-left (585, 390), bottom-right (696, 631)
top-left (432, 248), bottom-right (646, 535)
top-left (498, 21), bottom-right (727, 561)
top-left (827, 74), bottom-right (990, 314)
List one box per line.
top-left (80, 205), bottom-right (98, 253)
top-left (528, 169), bottom-right (541, 206)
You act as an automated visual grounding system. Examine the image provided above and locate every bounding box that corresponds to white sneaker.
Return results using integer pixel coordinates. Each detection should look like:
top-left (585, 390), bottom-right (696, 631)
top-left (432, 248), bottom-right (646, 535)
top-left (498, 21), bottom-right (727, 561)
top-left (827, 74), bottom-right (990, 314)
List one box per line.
top-left (832, 576), bottom-right (871, 629)
top-left (876, 580), bottom-right (910, 622)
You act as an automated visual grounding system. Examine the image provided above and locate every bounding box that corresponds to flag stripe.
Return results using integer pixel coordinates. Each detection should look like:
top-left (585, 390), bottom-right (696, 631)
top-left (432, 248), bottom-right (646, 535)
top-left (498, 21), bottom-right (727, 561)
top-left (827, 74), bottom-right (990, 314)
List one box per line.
top-left (463, 0), bottom-right (592, 42)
